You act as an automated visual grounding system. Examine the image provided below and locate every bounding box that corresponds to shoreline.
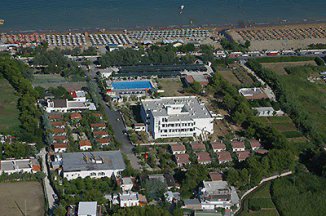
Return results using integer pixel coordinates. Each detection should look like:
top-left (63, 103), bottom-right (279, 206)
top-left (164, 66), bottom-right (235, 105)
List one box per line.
top-left (1, 19), bottom-right (326, 35)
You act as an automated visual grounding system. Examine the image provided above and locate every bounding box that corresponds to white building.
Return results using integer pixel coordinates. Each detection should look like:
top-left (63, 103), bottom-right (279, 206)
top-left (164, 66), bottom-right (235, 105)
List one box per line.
top-left (45, 99), bottom-right (96, 113)
top-left (120, 177), bottom-right (134, 192)
top-left (61, 151), bottom-right (125, 180)
top-left (140, 96), bottom-right (214, 139)
top-left (133, 123), bottom-right (146, 132)
top-left (71, 90), bottom-right (87, 102)
top-left (119, 192), bottom-right (140, 207)
top-left (253, 107), bottom-right (275, 117)
top-left (78, 201), bottom-right (98, 216)
top-left (200, 181), bottom-right (239, 210)
top-left (0, 159), bottom-right (32, 174)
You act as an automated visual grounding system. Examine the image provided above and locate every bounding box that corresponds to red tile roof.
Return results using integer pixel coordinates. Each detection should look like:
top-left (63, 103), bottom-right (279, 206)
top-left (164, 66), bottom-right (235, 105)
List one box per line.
top-left (217, 151), bottom-right (232, 162)
top-left (211, 142), bottom-right (226, 150)
top-left (79, 140), bottom-right (92, 147)
top-left (53, 135), bottom-right (66, 140)
top-left (196, 152), bottom-right (211, 163)
top-left (231, 141), bottom-right (245, 149)
top-left (53, 143), bottom-right (68, 149)
top-left (255, 149), bottom-right (269, 155)
top-left (93, 130), bottom-right (109, 136)
top-left (48, 114), bottom-right (63, 120)
top-left (70, 113), bottom-right (82, 119)
top-left (91, 123), bottom-right (106, 128)
top-left (175, 153), bottom-right (190, 164)
top-left (250, 139), bottom-right (262, 148)
top-left (191, 142), bottom-right (206, 151)
top-left (209, 172), bottom-right (223, 181)
top-left (96, 138), bottom-right (110, 145)
top-left (170, 144), bottom-right (186, 152)
top-left (237, 151), bottom-right (251, 161)
top-left (50, 121), bottom-right (65, 127)
top-left (52, 128), bottom-right (65, 134)
top-left (92, 113), bottom-right (103, 118)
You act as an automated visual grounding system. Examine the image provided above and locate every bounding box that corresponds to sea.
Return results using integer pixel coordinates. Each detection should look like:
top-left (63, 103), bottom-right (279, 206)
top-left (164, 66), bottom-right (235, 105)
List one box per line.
top-left (1, 0), bottom-right (326, 32)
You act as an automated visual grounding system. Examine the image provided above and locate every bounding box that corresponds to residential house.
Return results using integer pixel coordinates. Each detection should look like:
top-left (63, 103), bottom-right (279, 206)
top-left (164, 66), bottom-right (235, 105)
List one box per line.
top-left (96, 138), bottom-right (110, 146)
top-left (52, 128), bottom-right (66, 136)
top-left (250, 139), bottom-right (262, 151)
top-left (93, 130), bottom-right (109, 138)
top-left (70, 90), bottom-right (87, 102)
top-left (120, 177), bottom-right (134, 192)
top-left (253, 107), bottom-right (275, 117)
top-left (50, 121), bottom-right (65, 128)
top-left (183, 199), bottom-right (202, 210)
top-left (255, 149), bottom-right (269, 155)
top-left (92, 113), bottom-right (103, 120)
top-left (70, 113), bottom-right (82, 120)
top-left (164, 191), bottom-right (181, 203)
top-left (133, 123), bottom-right (146, 132)
top-left (77, 201), bottom-right (98, 216)
top-left (45, 99), bottom-right (96, 113)
top-left (91, 123), bottom-right (106, 131)
top-left (231, 141), bottom-right (245, 152)
top-left (216, 151), bottom-right (232, 164)
top-left (191, 141), bottom-right (206, 152)
top-left (79, 140), bottom-right (92, 151)
top-left (209, 172), bottom-right (223, 181)
top-left (53, 143), bottom-right (68, 153)
top-left (236, 151), bottom-right (251, 162)
top-left (200, 180), bottom-right (240, 210)
top-left (170, 144), bottom-right (186, 155)
top-left (119, 192), bottom-right (139, 207)
top-left (48, 114), bottom-right (63, 121)
top-left (53, 136), bottom-right (68, 144)
top-left (164, 173), bottom-right (177, 189)
top-left (238, 88), bottom-right (269, 100)
top-left (211, 142), bottom-right (226, 153)
top-left (196, 152), bottom-right (211, 165)
top-left (174, 153), bottom-right (191, 167)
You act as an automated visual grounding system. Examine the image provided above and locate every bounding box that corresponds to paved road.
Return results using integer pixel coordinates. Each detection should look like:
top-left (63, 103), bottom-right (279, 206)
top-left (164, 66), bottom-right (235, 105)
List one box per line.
top-left (38, 148), bottom-right (56, 212)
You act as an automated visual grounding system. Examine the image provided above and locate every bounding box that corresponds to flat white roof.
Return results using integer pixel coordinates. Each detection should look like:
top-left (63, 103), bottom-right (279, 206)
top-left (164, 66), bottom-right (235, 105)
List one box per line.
top-left (141, 96), bottom-right (212, 121)
top-left (78, 201), bottom-right (97, 215)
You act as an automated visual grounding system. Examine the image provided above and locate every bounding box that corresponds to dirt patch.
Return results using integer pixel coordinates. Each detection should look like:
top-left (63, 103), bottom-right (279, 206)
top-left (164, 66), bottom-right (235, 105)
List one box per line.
top-left (0, 182), bottom-right (45, 216)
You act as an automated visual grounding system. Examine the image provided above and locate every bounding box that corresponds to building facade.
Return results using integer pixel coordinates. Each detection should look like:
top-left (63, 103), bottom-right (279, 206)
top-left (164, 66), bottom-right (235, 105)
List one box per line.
top-left (140, 96), bottom-right (214, 139)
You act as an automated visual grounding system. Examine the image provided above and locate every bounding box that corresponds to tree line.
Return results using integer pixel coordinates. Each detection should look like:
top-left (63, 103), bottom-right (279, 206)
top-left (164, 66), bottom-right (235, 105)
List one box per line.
top-left (0, 55), bottom-right (42, 145)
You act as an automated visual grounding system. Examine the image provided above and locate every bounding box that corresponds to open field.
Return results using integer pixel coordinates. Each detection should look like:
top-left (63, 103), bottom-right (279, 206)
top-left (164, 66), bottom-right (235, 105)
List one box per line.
top-left (158, 78), bottom-right (184, 97)
top-left (219, 69), bottom-right (241, 86)
top-left (0, 78), bottom-right (20, 132)
top-left (0, 182), bottom-right (45, 216)
top-left (241, 182), bottom-right (279, 216)
top-left (33, 74), bottom-right (87, 91)
top-left (265, 64), bottom-right (326, 140)
top-left (262, 61), bottom-right (317, 75)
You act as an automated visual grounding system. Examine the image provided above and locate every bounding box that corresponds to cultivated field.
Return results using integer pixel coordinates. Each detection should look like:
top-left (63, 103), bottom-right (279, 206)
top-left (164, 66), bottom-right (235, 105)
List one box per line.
top-left (0, 182), bottom-right (45, 216)
top-left (219, 63), bottom-right (257, 86)
top-left (259, 116), bottom-right (303, 139)
top-left (219, 69), bottom-right (241, 85)
top-left (0, 78), bottom-right (20, 132)
top-left (262, 61), bottom-right (317, 75)
top-left (158, 78), bottom-right (184, 97)
top-left (241, 182), bottom-right (279, 216)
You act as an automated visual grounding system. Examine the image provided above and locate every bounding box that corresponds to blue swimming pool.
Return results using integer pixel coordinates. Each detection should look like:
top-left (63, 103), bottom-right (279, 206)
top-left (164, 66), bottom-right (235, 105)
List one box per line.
top-left (112, 80), bottom-right (153, 90)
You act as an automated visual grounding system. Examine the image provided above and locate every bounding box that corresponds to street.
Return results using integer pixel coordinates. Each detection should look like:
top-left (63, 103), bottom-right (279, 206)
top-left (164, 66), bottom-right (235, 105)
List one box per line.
top-left (37, 148), bottom-right (56, 213)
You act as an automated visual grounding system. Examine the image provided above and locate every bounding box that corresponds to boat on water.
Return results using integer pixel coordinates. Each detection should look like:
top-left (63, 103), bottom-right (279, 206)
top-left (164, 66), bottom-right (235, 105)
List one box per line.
top-left (0, 19), bottom-right (4, 25)
top-left (179, 5), bottom-right (184, 14)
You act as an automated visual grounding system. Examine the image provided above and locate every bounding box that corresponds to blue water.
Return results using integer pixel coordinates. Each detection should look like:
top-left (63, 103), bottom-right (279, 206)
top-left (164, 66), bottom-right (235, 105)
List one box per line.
top-left (1, 0), bottom-right (326, 32)
top-left (112, 80), bottom-right (153, 90)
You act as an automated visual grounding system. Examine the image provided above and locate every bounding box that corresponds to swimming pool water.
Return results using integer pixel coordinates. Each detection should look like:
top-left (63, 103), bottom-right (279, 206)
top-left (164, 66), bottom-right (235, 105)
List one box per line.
top-left (112, 80), bottom-right (153, 90)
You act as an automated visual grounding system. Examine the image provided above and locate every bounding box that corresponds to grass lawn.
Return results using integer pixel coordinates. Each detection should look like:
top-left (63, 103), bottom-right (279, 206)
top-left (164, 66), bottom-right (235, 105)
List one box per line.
top-left (158, 78), bottom-right (184, 97)
top-left (262, 61), bottom-right (317, 75)
top-left (32, 74), bottom-right (87, 90)
top-left (240, 182), bottom-right (279, 216)
top-left (219, 69), bottom-right (241, 85)
top-left (0, 78), bottom-right (20, 132)
top-left (0, 182), bottom-right (45, 216)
